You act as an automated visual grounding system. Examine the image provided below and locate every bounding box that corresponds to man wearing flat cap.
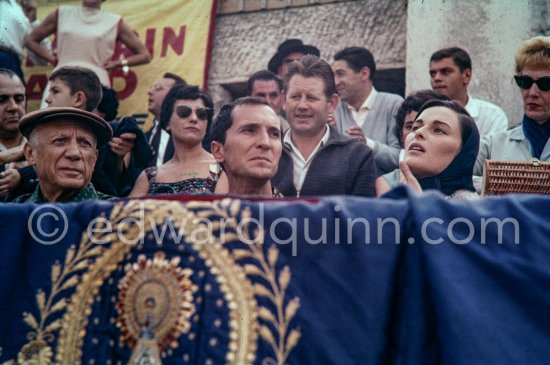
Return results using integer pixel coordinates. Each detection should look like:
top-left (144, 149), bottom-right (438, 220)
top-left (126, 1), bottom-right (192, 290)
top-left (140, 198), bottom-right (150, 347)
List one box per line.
top-left (14, 107), bottom-right (113, 203)
top-left (268, 39), bottom-right (320, 78)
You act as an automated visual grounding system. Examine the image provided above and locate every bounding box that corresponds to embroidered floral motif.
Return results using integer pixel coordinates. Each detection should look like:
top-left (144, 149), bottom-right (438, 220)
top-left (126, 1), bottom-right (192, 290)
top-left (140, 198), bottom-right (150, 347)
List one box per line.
top-left (117, 252), bottom-right (197, 352)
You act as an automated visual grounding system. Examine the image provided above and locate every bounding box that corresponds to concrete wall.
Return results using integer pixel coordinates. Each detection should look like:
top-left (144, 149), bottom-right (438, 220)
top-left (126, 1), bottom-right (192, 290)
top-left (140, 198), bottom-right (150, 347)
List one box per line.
top-left (208, 0), bottom-right (407, 109)
top-left (406, 0), bottom-right (550, 127)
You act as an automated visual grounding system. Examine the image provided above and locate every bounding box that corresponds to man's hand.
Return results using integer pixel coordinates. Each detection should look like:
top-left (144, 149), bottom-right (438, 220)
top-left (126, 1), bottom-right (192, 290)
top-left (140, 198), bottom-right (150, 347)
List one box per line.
top-left (0, 169), bottom-right (22, 197)
top-left (0, 145), bottom-right (24, 164)
top-left (345, 126), bottom-right (366, 144)
top-left (327, 113), bottom-right (337, 127)
top-left (108, 133), bottom-right (136, 158)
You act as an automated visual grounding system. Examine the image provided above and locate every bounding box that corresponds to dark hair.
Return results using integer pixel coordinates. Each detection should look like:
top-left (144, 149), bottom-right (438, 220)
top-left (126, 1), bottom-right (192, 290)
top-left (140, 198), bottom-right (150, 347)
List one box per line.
top-left (49, 66), bottom-right (102, 111)
top-left (415, 99), bottom-right (475, 145)
top-left (0, 68), bottom-right (20, 80)
top-left (97, 87), bottom-right (119, 121)
top-left (211, 97), bottom-right (271, 144)
top-left (283, 55), bottom-right (337, 99)
top-left (334, 47), bottom-right (376, 80)
top-left (246, 70), bottom-right (283, 95)
top-left (430, 47), bottom-right (472, 72)
top-left (163, 72), bottom-right (186, 86)
top-left (159, 84), bottom-right (213, 130)
top-left (394, 90), bottom-right (450, 146)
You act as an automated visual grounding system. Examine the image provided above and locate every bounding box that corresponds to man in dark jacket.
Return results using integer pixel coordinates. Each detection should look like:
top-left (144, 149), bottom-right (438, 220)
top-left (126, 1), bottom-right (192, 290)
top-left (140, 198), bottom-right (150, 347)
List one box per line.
top-left (271, 55), bottom-right (377, 197)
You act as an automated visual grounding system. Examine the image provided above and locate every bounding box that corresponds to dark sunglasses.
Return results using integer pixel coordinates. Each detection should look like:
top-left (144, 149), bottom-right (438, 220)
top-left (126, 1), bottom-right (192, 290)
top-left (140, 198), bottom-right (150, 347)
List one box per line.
top-left (176, 105), bottom-right (210, 120)
top-left (514, 75), bottom-right (550, 91)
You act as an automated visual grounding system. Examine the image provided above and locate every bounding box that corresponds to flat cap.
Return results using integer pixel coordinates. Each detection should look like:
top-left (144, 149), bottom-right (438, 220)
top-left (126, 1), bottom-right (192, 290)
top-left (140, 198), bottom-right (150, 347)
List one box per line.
top-left (19, 107), bottom-right (113, 146)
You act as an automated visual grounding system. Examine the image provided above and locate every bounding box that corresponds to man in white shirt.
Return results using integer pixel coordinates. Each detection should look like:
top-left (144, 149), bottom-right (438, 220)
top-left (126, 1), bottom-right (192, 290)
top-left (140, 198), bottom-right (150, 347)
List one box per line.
top-left (272, 55), bottom-right (376, 197)
top-left (332, 47), bottom-right (403, 174)
top-left (145, 72), bottom-right (186, 167)
top-left (429, 47), bottom-right (508, 137)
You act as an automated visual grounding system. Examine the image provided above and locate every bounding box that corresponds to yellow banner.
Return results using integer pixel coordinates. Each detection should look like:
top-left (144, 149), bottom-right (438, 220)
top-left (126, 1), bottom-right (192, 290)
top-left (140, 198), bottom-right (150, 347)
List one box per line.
top-left (23, 0), bottom-right (216, 128)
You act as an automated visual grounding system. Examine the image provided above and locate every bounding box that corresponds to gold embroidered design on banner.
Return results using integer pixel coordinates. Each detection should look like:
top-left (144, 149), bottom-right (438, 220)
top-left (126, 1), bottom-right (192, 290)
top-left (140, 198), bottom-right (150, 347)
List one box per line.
top-left (56, 199), bottom-right (259, 364)
top-left (9, 198), bottom-right (301, 364)
top-left (191, 199), bottom-right (302, 365)
top-left (11, 206), bottom-right (109, 365)
top-left (117, 252), bottom-right (197, 355)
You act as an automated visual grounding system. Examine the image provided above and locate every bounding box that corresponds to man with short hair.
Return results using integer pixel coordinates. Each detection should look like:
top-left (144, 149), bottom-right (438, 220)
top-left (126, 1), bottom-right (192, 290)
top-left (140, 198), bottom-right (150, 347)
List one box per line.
top-left (0, 69), bottom-right (26, 165)
top-left (429, 47), bottom-right (508, 137)
top-left (15, 107), bottom-right (113, 203)
top-left (272, 55), bottom-right (376, 197)
top-left (146, 72), bottom-right (186, 166)
top-left (0, 68), bottom-right (27, 197)
top-left (332, 46), bottom-right (403, 174)
top-left (211, 97), bottom-right (282, 197)
top-left (267, 39), bottom-right (320, 78)
top-left (246, 70), bottom-right (289, 132)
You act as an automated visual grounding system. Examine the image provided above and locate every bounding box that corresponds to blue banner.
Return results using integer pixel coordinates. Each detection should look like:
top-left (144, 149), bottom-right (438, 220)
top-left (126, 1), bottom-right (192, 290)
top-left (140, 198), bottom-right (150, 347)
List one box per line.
top-left (1, 187), bottom-right (549, 364)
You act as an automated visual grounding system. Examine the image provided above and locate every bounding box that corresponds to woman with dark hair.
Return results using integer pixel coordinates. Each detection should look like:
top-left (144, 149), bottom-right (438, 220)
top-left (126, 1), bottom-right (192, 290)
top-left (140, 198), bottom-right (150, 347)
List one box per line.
top-left (129, 85), bottom-right (227, 196)
top-left (394, 90), bottom-right (450, 149)
top-left (376, 99), bottom-right (480, 199)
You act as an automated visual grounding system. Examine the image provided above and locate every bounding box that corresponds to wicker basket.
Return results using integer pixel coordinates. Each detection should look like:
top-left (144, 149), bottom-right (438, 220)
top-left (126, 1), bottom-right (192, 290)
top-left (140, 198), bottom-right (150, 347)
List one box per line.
top-left (482, 159), bottom-right (550, 195)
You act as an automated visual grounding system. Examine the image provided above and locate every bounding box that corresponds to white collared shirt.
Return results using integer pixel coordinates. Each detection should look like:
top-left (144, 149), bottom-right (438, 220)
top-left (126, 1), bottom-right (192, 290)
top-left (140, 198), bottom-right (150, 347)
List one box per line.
top-left (347, 88), bottom-right (378, 128)
top-left (464, 94), bottom-right (508, 138)
top-left (149, 119), bottom-right (171, 167)
top-left (157, 129), bottom-right (170, 167)
top-left (283, 125), bottom-right (330, 193)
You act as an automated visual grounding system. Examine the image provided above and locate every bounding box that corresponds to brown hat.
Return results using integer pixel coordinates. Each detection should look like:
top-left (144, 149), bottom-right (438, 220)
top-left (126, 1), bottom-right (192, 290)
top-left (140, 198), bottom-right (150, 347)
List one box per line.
top-left (19, 107), bottom-right (113, 146)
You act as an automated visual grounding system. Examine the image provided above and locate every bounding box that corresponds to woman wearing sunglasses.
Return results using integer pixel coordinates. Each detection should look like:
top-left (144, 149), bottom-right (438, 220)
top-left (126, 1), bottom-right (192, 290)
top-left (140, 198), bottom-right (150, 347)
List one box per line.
top-left (474, 36), bottom-right (550, 180)
top-left (130, 85), bottom-right (227, 196)
top-left (376, 99), bottom-right (479, 199)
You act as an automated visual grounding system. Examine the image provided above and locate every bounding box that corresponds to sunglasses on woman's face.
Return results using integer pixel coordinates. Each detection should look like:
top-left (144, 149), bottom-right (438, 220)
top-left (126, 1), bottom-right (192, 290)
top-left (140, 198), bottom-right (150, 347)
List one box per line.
top-left (175, 105), bottom-right (210, 120)
top-left (514, 75), bottom-right (550, 91)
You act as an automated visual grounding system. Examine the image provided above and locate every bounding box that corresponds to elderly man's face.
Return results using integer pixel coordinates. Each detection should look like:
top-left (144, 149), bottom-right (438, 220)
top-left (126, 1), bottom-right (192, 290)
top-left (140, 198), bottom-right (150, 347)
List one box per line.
top-left (24, 120), bottom-right (98, 195)
top-left (212, 103), bottom-right (282, 182)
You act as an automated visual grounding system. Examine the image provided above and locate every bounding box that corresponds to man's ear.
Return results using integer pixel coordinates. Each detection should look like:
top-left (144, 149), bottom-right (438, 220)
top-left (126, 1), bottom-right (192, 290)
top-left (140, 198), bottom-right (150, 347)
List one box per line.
top-left (327, 93), bottom-right (340, 114)
top-left (23, 142), bottom-right (35, 165)
top-left (210, 141), bottom-right (225, 164)
top-left (462, 68), bottom-right (472, 86)
top-left (359, 66), bottom-right (371, 82)
top-left (73, 91), bottom-right (87, 110)
top-left (282, 91), bottom-right (287, 113)
top-left (92, 148), bottom-right (99, 166)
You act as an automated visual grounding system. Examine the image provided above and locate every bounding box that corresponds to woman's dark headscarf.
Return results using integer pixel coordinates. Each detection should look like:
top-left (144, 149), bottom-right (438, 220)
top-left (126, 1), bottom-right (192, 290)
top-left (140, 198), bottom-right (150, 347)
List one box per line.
top-left (414, 100), bottom-right (480, 195)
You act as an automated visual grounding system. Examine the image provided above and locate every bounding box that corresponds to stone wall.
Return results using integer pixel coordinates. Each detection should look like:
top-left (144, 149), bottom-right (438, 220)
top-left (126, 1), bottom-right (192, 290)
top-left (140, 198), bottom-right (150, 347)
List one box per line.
top-left (208, 0), bottom-right (407, 109)
top-left (406, 0), bottom-right (549, 127)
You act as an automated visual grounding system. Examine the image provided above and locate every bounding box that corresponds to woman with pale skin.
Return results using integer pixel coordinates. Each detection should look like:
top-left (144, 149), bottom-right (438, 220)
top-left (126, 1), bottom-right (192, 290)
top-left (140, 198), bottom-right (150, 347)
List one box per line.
top-left (376, 99), bottom-right (479, 198)
top-left (25, 0), bottom-right (150, 95)
top-left (130, 85), bottom-right (227, 197)
top-left (474, 36), bottom-right (550, 180)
